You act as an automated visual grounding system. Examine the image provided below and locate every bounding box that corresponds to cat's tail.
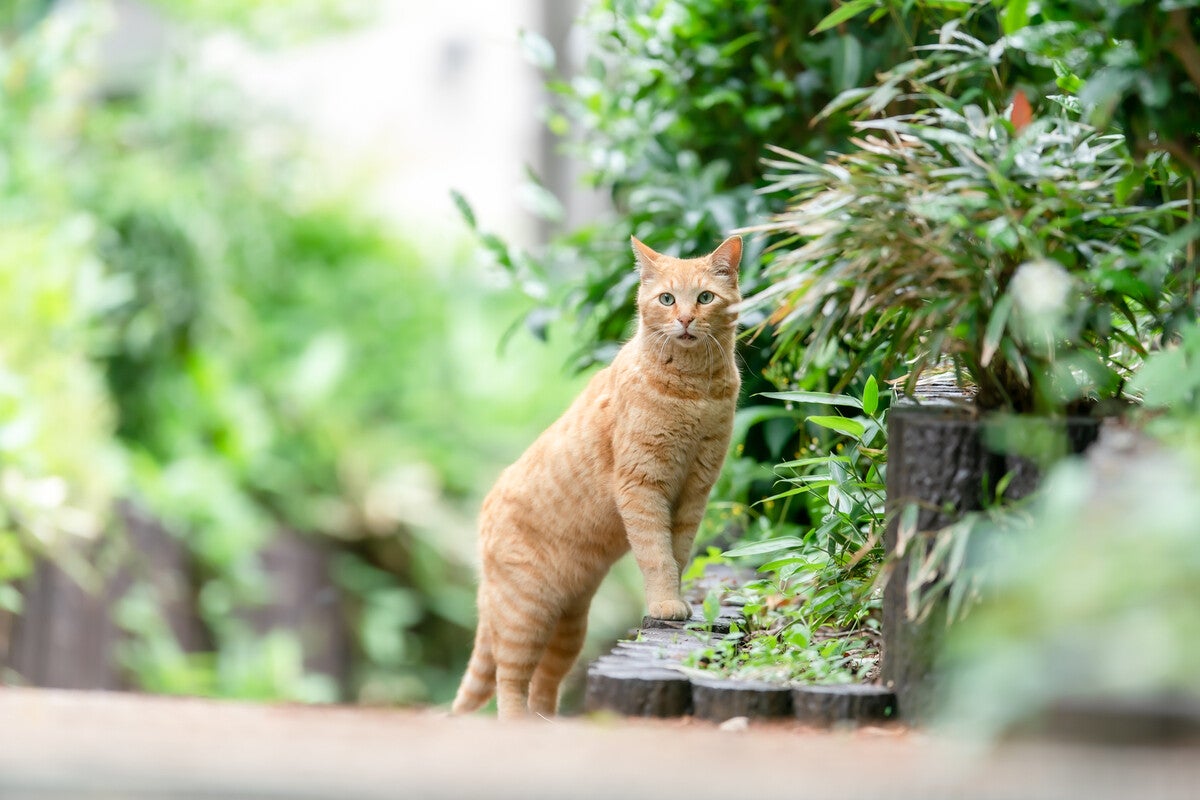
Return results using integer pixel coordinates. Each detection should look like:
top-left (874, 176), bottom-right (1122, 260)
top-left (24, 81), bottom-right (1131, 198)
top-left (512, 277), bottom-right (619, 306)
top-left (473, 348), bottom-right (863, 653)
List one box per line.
top-left (451, 620), bottom-right (495, 713)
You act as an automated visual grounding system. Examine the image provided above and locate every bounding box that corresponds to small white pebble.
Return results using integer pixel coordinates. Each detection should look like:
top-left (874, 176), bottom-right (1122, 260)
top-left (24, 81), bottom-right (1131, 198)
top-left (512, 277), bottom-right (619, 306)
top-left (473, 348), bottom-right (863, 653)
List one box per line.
top-left (718, 716), bottom-right (749, 732)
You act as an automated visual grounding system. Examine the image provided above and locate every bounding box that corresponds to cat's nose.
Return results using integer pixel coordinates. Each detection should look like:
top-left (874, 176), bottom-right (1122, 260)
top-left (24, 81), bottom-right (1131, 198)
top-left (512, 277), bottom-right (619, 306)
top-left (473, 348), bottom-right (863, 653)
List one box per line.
top-left (679, 316), bottom-right (694, 329)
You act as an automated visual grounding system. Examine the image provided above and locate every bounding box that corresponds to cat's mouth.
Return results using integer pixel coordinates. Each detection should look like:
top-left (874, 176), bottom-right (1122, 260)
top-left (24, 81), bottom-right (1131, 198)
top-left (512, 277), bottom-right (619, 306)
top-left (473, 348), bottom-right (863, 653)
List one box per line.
top-left (677, 333), bottom-right (698, 343)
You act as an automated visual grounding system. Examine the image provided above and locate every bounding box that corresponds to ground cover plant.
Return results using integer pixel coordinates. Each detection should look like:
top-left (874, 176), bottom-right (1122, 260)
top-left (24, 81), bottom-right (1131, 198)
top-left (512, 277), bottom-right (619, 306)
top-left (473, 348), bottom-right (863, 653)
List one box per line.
top-left (686, 380), bottom-right (888, 685)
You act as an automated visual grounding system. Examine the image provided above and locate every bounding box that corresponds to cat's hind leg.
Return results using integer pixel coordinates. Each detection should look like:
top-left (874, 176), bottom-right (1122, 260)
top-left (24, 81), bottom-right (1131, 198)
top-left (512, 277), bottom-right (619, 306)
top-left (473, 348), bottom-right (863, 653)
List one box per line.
top-left (451, 615), bottom-right (496, 714)
top-left (528, 602), bottom-right (589, 717)
top-left (487, 582), bottom-right (557, 719)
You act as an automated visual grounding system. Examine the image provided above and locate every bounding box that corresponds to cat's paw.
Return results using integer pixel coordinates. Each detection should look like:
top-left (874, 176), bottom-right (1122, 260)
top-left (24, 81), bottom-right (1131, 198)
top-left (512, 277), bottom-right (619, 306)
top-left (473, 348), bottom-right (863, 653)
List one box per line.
top-left (648, 598), bottom-right (692, 621)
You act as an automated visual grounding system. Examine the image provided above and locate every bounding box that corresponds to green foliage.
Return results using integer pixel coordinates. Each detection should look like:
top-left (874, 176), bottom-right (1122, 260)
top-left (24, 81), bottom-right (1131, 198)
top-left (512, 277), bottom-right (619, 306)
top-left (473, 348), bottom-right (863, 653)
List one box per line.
top-left (688, 381), bottom-right (887, 684)
top-left (1130, 319), bottom-right (1200, 412)
top-left (0, 2), bottom-right (126, 613)
top-left (0, 2), bottom-right (587, 704)
top-left (990, 0), bottom-right (1200, 175)
top-left (143, 0), bottom-right (377, 45)
top-left (1127, 318), bottom-right (1200, 461)
top-left (89, 69), bottom-right (580, 700)
top-left (468, 0), bottom-right (925, 369)
top-left (747, 37), bottom-right (1195, 412)
top-left (893, 322), bottom-right (1200, 737)
top-left (0, 0), bottom-right (55, 31)
top-left (937, 438), bottom-right (1200, 737)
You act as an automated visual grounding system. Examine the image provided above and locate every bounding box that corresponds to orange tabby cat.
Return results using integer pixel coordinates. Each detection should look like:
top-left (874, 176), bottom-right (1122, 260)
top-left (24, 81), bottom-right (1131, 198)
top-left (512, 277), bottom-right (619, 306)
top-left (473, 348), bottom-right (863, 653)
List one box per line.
top-left (452, 235), bottom-right (742, 718)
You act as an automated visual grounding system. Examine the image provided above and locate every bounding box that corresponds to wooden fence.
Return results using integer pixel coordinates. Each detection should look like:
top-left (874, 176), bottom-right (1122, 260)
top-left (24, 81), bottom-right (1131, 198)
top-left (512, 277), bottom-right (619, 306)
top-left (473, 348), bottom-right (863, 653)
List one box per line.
top-left (0, 503), bottom-right (351, 694)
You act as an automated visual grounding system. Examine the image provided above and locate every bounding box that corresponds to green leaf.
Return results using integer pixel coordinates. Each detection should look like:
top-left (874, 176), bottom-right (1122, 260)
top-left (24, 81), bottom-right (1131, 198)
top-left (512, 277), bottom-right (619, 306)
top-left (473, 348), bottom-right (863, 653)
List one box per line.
top-left (517, 180), bottom-right (564, 223)
top-left (696, 88), bottom-right (743, 110)
top-left (1001, 0), bottom-right (1030, 35)
top-left (981, 293), bottom-right (1013, 368)
top-left (775, 455), bottom-right (853, 469)
top-left (1114, 169), bottom-right (1143, 206)
top-left (722, 536), bottom-right (806, 558)
top-left (816, 86), bottom-right (874, 121)
top-left (0, 532), bottom-right (32, 582)
top-left (808, 415), bottom-right (867, 439)
top-left (812, 0), bottom-right (876, 34)
top-left (759, 391), bottom-right (863, 409)
top-left (836, 34), bottom-right (864, 92)
top-left (861, 375), bottom-right (879, 417)
top-left (720, 32), bottom-right (762, 59)
top-left (450, 189), bottom-right (476, 229)
top-left (702, 589), bottom-right (722, 625)
top-left (757, 556), bottom-right (808, 572)
top-left (479, 233), bottom-right (514, 271)
top-left (0, 584), bottom-right (22, 614)
top-left (731, 409), bottom-right (795, 456)
top-left (1128, 345), bottom-right (1191, 408)
top-left (763, 415), bottom-right (795, 459)
top-left (1079, 66), bottom-right (1137, 126)
top-left (518, 29), bottom-right (555, 71)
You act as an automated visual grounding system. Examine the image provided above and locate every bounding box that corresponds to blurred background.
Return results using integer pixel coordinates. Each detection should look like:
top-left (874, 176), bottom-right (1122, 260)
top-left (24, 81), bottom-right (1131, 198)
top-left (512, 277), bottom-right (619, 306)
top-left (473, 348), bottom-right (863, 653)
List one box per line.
top-left (0, 0), bottom-right (639, 708)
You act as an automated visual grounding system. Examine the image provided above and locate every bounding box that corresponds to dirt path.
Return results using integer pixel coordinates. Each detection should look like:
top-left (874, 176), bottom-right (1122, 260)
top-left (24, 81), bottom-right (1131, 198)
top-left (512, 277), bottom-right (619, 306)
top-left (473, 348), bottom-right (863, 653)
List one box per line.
top-left (1, 686), bottom-right (1196, 799)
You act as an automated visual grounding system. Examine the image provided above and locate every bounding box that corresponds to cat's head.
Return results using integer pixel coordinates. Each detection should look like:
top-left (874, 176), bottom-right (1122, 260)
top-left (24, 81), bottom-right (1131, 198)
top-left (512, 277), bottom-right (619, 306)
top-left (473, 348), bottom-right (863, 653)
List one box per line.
top-left (631, 235), bottom-right (742, 348)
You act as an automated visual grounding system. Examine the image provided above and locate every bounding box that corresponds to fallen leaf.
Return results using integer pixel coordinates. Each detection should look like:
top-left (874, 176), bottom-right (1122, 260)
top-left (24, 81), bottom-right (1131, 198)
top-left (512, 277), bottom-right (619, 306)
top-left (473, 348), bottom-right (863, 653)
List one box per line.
top-left (1012, 89), bottom-right (1033, 132)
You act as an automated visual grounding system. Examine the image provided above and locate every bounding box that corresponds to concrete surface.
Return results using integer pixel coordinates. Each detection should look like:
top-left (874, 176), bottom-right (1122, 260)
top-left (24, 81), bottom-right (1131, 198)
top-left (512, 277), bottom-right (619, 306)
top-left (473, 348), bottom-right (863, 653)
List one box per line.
top-left (1, 687), bottom-right (1197, 799)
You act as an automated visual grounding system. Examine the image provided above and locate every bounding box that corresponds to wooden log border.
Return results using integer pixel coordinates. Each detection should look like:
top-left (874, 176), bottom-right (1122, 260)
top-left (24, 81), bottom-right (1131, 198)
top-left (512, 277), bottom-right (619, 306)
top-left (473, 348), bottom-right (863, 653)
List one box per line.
top-left (584, 567), bottom-right (896, 725)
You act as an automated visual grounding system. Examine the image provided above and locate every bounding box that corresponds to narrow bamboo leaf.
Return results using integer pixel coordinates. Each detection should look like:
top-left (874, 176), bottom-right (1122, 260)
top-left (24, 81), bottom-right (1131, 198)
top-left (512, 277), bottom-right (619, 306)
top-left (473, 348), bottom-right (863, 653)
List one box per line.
top-left (723, 537), bottom-right (807, 558)
top-left (812, 0), bottom-right (876, 34)
top-left (760, 391), bottom-right (863, 409)
top-left (720, 31), bottom-right (762, 58)
top-left (757, 556), bottom-right (808, 572)
top-left (759, 486), bottom-right (819, 503)
top-left (450, 190), bottom-right (476, 229)
top-left (775, 455), bottom-right (853, 469)
top-left (981, 293), bottom-right (1013, 367)
top-left (808, 415), bottom-right (866, 439)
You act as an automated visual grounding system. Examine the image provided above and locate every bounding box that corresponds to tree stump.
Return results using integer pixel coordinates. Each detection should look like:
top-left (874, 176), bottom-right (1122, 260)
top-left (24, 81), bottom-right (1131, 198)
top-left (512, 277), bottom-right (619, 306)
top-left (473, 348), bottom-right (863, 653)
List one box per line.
top-left (690, 677), bottom-right (794, 721)
top-left (793, 684), bottom-right (896, 725)
top-left (884, 403), bottom-right (1102, 720)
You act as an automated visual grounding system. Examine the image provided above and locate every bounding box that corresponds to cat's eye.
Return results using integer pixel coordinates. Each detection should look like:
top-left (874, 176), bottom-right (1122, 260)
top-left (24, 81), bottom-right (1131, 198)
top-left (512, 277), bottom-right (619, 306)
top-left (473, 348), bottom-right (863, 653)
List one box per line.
top-left (697, 291), bottom-right (715, 304)
top-left (658, 293), bottom-right (675, 306)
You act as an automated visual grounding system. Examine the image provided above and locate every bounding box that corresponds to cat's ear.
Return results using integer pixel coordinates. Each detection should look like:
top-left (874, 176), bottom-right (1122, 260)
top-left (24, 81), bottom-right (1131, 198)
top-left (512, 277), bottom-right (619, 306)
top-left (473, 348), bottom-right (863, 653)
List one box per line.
top-left (710, 235), bottom-right (742, 283)
top-left (631, 236), bottom-right (662, 279)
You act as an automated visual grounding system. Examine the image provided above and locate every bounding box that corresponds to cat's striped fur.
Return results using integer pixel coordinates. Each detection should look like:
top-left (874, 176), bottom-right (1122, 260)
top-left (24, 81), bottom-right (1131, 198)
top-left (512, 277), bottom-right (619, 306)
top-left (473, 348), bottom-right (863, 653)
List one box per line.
top-left (452, 235), bottom-right (742, 718)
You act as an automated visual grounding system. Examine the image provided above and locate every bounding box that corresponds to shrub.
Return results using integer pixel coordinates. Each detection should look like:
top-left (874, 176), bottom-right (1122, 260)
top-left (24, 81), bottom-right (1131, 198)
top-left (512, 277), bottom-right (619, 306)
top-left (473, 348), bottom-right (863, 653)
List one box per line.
top-left (745, 32), bottom-right (1195, 412)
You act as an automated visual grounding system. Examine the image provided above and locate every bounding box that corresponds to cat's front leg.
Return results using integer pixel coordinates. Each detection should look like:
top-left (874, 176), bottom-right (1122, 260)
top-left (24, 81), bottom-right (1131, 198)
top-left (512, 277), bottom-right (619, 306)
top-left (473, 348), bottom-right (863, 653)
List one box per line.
top-left (670, 493), bottom-right (708, 577)
top-left (671, 441), bottom-right (729, 578)
top-left (616, 482), bottom-right (691, 620)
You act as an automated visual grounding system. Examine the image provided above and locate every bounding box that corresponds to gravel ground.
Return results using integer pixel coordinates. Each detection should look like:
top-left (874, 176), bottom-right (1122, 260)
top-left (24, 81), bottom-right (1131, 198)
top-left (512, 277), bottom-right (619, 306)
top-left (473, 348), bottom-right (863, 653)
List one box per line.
top-left (1, 686), bottom-right (1197, 800)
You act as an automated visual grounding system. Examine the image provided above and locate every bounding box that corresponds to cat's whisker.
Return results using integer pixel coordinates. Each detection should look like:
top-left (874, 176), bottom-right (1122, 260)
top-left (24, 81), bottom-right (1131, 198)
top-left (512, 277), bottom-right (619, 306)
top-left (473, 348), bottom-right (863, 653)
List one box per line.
top-left (655, 329), bottom-right (672, 363)
top-left (705, 331), bottom-right (729, 372)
